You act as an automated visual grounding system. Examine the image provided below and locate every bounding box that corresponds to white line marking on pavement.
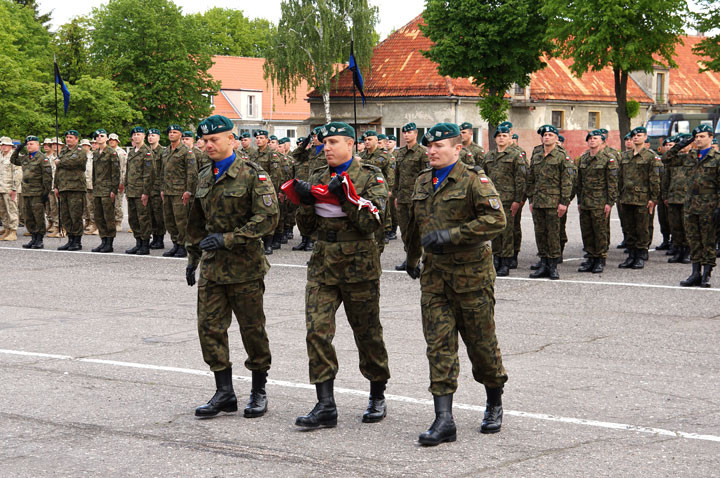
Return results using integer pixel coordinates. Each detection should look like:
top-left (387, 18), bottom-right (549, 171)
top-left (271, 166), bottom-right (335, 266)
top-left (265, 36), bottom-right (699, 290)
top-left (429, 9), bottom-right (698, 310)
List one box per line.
top-left (2, 246), bottom-right (717, 292)
top-left (2, 348), bottom-right (719, 443)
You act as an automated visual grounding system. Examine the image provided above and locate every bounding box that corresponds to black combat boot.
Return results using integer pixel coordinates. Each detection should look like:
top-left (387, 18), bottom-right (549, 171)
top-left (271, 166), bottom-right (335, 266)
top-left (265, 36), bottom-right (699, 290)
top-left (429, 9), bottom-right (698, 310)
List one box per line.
top-left (284, 228), bottom-right (294, 240)
top-left (174, 245), bottom-right (187, 257)
top-left (700, 265), bottom-right (713, 288)
top-left (547, 257), bottom-right (560, 280)
top-left (150, 234), bottom-right (165, 249)
top-left (481, 386), bottom-right (503, 434)
top-left (529, 258), bottom-right (549, 278)
top-left (668, 246), bottom-right (683, 263)
top-left (362, 380), bottom-right (387, 423)
top-left (493, 255), bottom-right (500, 270)
top-left (509, 253), bottom-right (518, 270)
top-left (263, 236), bottom-right (273, 255)
top-left (92, 237), bottom-right (107, 252)
top-left (639, 249), bottom-right (649, 261)
top-left (388, 226), bottom-right (397, 240)
top-left (616, 239), bottom-right (626, 249)
top-left (195, 367), bottom-right (238, 417)
top-left (558, 245), bottom-right (564, 264)
top-left (295, 380), bottom-right (337, 428)
top-left (271, 232), bottom-right (282, 250)
top-left (68, 235), bottom-right (82, 251)
top-left (656, 236), bottom-right (671, 250)
top-left (292, 236), bottom-right (308, 251)
top-left (31, 233), bottom-right (44, 249)
top-left (22, 233), bottom-right (37, 249)
top-left (58, 235), bottom-right (73, 250)
top-left (680, 263), bottom-right (702, 287)
top-left (394, 260), bottom-right (407, 271)
top-left (496, 258), bottom-right (510, 277)
top-left (578, 257), bottom-right (596, 273)
top-left (666, 243), bottom-right (676, 256)
top-left (716, 242), bottom-right (720, 257)
top-left (618, 249), bottom-right (636, 268)
top-left (280, 230), bottom-right (289, 244)
top-left (530, 258), bottom-right (543, 270)
top-left (591, 258), bottom-right (605, 274)
top-left (136, 239), bottom-right (150, 255)
top-left (244, 371), bottom-right (268, 418)
top-left (631, 249), bottom-right (646, 269)
top-left (418, 394), bottom-right (456, 446)
top-left (681, 246), bottom-right (692, 264)
top-left (125, 238), bottom-right (141, 254)
top-left (163, 242), bottom-right (178, 257)
top-left (100, 237), bottom-right (113, 253)
top-left (303, 239), bottom-right (315, 251)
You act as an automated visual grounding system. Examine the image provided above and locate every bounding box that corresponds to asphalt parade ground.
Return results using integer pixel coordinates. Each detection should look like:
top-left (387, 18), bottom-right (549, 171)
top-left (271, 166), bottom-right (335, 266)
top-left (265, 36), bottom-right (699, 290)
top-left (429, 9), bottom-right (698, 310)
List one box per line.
top-left (1, 206), bottom-right (719, 477)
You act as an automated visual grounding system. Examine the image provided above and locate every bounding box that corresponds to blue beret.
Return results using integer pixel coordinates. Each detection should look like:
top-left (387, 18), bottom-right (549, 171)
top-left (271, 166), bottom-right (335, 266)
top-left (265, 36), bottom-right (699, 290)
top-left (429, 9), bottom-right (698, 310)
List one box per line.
top-left (167, 124), bottom-right (183, 134)
top-left (377, 134), bottom-right (387, 140)
top-left (459, 122), bottom-right (473, 131)
top-left (537, 124), bottom-right (559, 136)
top-left (421, 122), bottom-right (461, 146)
top-left (65, 129), bottom-right (80, 137)
top-left (692, 124), bottom-right (713, 137)
top-left (232, 133), bottom-right (239, 140)
top-left (317, 122), bottom-right (355, 141)
top-left (586, 129), bottom-right (606, 142)
top-left (402, 122), bottom-right (417, 132)
top-left (297, 136), bottom-right (305, 143)
top-left (312, 127), bottom-right (322, 135)
top-left (598, 128), bottom-right (609, 135)
top-left (512, 133), bottom-right (519, 140)
top-left (130, 126), bottom-right (145, 135)
top-left (254, 130), bottom-right (269, 138)
top-left (558, 135), bottom-right (565, 143)
top-left (623, 132), bottom-right (632, 140)
top-left (197, 115), bottom-right (234, 136)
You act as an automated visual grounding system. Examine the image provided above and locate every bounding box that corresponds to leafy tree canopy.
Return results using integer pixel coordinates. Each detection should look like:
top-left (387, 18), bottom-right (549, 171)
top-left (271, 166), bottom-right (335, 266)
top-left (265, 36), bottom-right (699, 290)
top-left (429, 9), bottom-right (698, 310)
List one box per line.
top-left (187, 8), bottom-right (273, 57)
top-left (692, 0), bottom-right (720, 72)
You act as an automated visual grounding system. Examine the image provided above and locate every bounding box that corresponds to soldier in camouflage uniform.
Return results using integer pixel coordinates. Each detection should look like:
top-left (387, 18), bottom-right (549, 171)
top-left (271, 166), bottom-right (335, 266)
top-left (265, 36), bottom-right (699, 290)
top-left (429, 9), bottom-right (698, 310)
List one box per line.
top-left (0, 136), bottom-right (22, 241)
top-left (662, 135), bottom-right (693, 264)
top-left (378, 134), bottom-right (399, 241)
top-left (503, 125), bottom-right (529, 269)
top-left (108, 133), bottom-right (127, 232)
top-left (240, 132), bottom-right (256, 157)
top-left (294, 122), bottom-right (391, 429)
top-left (290, 134), bottom-right (318, 251)
top-left (677, 126), bottom-right (720, 287)
top-left (481, 124), bottom-right (527, 276)
top-left (55, 130), bottom-right (87, 251)
top-left (186, 115), bottom-right (279, 419)
top-left (616, 133), bottom-right (635, 249)
top-left (183, 130), bottom-right (211, 171)
top-left (160, 125), bottom-right (198, 258)
top-left (576, 130), bottom-right (619, 273)
top-left (11, 136), bottom-right (51, 249)
top-left (90, 129), bottom-right (120, 253)
top-left (527, 125), bottom-right (574, 280)
top-left (405, 122), bottom-right (507, 446)
top-left (249, 130), bottom-right (284, 253)
top-left (617, 126), bottom-right (661, 269)
top-left (460, 122), bottom-right (485, 163)
top-left (278, 137), bottom-right (296, 242)
top-left (124, 127), bottom-right (154, 255)
top-left (147, 128), bottom-right (166, 249)
top-left (360, 131), bottom-right (393, 252)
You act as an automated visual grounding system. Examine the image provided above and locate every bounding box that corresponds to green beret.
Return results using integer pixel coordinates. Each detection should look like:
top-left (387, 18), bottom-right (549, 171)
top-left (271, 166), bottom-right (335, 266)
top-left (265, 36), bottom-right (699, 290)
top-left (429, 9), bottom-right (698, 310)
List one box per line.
top-left (512, 133), bottom-right (519, 140)
top-left (269, 135), bottom-right (278, 141)
top-left (254, 130), bottom-right (269, 138)
top-left (558, 135), bottom-right (565, 143)
top-left (387, 134), bottom-right (397, 141)
top-left (166, 124), bottom-right (183, 134)
top-left (402, 122), bottom-right (417, 132)
top-left (459, 122), bottom-right (473, 131)
top-left (297, 136), bottom-right (305, 143)
top-left (317, 122), bottom-right (356, 141)
top-left (421, 122), bottom-right (461, 146)
top-left (692, 124), bottom-right (713, 137)
top-left (240, 132), bottom-right (251, 139)
top-left (377, 134), bottom-right (387, 140)
top-left (623, 132), bottom-right (632, 140)
top-left (182, 130), bottom-right (193, 138)
top-left (364, 130), bottom-right (378, 138)
top-left (279, 137), bottom-right (290, 145)
top-left (65, 129), bottom-right (79, 137)
top-left (537, 124), bottom-right (559, 136)
top-left (586, 129), bottom-right (606, 142)
top-left (677, 133), bottom-right (692, 141)
top-left (147, 128), bottom-right (161, 135)
top-left (130, 126), bottom-right (145, 135)
top-left (498, 121), bottom-right (513, 129)
top-left (713, 137), bottom-right (718, 145)
top-left (25, 135), bottom-right (39, 142)
top-left (494, 125), bottom-right (512, 137)
top-left (197, 115), bottom-right (234, 136)
top-left (598, 128), bottom-right (609, 135)
top-left (662, 137), bottom-right (672, 146)
top-left (630, 126), bottom-right (647, 136)
top-left (232, 133), bottom-right (239, 140)
top-left (92, 129), bottom-right (107, 139)
top-left (312, 126), bottom-right (322, 135)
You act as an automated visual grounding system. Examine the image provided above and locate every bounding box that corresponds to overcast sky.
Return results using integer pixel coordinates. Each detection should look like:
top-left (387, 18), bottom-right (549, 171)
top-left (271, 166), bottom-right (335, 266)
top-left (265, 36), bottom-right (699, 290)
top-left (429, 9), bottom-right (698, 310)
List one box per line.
top-left (37, 0), bottom-right (427, 41)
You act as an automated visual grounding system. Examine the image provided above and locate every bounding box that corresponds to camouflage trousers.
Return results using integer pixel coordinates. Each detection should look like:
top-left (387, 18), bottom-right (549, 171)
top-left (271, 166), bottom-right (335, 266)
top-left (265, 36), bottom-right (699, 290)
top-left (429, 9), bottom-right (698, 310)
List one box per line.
top-left (22, 195), bottom-right (46, 234)
top-left (491, 200), bottom-right (515, 258)
top-left (617, 201), bottom-right (628, 241)
top-left (531, 207), bottom-right (561, 258)
top-left (59, 191), bottom-right (85, 236)
top-left (667, 203), bottom-right (687, 248)
top-left (514, 203), bottom-right (524, 254)
top-left (390, 193), bottom-right (398, 229)
top-left (653, 199), bottom-right (670, 240)
top-left (421, 280), bottom-right (507, 395)
top-left (304, 279), bottom-right (391, 384)
top-left (83, 190), bottom-right (94, 223)
top-left (197, 277), bottom-right (271, 373)
top-left (620, 204), bottom-right (651, 250)
top-left (397, 202), bottom-right (412, 250)
top-left (579, 208), bottom-right (610, 258)
top-left (93, 196), bottom-right (116, 238)
top-left (284, 201), bottom-right (297, 230)
top-left (162, 194), bottom-right (189, 245)
top-left (45, 192), bottom-right (58, 229)
top-left (0, 192), bottom-right (19, 230)
top-left (149, 194), bottom-right (165, 235)
top-left (276, 197), bottom-right (287, 235)
top-left (114, 191), bottom-right (124, 228)
top-left (685, 213), bottom-right (716, 266)
top-left (127, 196), bottom-right (151, 240)
top-left (560, 211), bottom-right (568, 252)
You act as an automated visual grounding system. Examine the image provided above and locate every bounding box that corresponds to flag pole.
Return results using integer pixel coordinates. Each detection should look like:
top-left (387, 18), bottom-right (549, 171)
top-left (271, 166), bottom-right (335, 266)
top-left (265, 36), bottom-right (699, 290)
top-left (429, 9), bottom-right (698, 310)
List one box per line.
top-left (53, 55), bottom-right (63, 236)
top-left (351, 38), bottom-right (358, 154)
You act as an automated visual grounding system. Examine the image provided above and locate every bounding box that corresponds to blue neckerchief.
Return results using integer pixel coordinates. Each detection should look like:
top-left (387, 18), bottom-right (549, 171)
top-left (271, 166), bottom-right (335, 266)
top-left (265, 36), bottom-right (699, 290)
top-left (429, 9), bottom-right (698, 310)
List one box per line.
top-left (315, 144), bottom-right (324, 154)
top-left (331, 158), bottom-right (353, 176)
top-left (698, 147), bottom-right (712, 162)
top-left (29, 152), bottom-right (37, 158)
top-left (213, 152), bottom-right (235, 181)
top-left (432, 162), bottom-right (455, 191)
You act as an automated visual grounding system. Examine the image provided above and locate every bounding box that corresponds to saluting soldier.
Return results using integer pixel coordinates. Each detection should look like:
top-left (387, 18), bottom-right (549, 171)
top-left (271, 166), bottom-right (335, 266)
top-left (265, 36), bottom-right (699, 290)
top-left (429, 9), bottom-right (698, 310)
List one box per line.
top-left (405, 122), bottom-right (507, 446)
top-left (294, 122), bottom-right (391, 429)
top-left (124, 127), bottom-right (154, 255)
top-left (617, 126), bottom-right (660, 269)
top-left (0, 136), bottom-right (22, 241)
top-left (147, 128), bottom-right (166, 249)
top-left (186, 115), bottom-right (279, 419)
top-left (11, 136), bottom-right (52, 249)
top-left (160, 124), bottom-right (198, 258)
top-left (90, 129), bottom-right (120, 253)
top-left (661, 135), bottom-right (692, 264)
top-left (55, 130), bottom-right (87, 251)
top-left (250, 130), bottom-right (283, 253)
top-left (290, 134), bottom-right (317, 251)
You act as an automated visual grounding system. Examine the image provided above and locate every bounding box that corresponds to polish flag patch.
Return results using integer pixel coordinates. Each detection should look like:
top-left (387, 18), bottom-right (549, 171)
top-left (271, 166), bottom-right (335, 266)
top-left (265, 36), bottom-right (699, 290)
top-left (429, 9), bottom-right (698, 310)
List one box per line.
top-left (258, 174), bottom-right (268, 181)
top-left (480, 177), bottom-right (489, 183)
top-left (376, 176), bottom-right (384, 183)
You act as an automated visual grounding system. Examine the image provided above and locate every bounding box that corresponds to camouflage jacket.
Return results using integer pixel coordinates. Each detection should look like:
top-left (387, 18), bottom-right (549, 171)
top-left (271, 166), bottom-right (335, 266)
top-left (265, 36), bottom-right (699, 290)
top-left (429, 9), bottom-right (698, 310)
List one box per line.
top-left (466, 142), bottom-right (485, 163)
top-left (150, 144), bottom-right (165, 195)
top-left (124, 144), bottom-right (154, 198)
top-left (279, 153), bottom-right (295, 186)
top-left (11, 149), bottom-right (51, 197)
top-left (115, 146), bottom-right (128, 184)
top-left (241, 146), bottom-right (257, 158)
top-left (527, 145), bottom-right (574, 208)
top-left (187, 158), bottom-right (279, 284)
top-left (576, 148), bottom-right (619, 209)
top-left (160, 143), bottom-right (198, 195)
top-left (683, 148), bottom-right (720, 214)
top-left (55, 145), bottom-right (87, 192)
top-left (618, 148), bottom-right (661, 205)
top-left (661, 143), bottom-right (694, 205)
top-left (91, 146), bottom-right (120, 197)
top-left (194, 147), bottom-right (212, 172)
top-left (0, 151), bottom-right (22, 193)
top-left (292, 146), bottom-right (312, 181)
top-left (360, 148), bottom-right (394, 190)
top-left (297, 158), bottom-right (386, 285)
top-left (481, 147), bottom-right (527, 204)
top-left (406, 161), bottom-right (506, 294)
top-left (459, 146), bottom-right (475, 166)
top-left (393, 142), bottom-right (428, 204)
top-left (251, 147), bottom-right (283, 193)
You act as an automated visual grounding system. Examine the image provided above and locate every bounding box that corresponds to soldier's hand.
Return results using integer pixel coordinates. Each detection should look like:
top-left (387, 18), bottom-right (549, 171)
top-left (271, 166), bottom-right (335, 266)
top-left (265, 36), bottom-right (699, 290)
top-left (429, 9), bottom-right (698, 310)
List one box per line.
top-left (604, 204), bottom-right (611, 219)
top-left (110, 192), bottom-right (115, 202)
top-left (19, 140), bottom-right (27, 150)
top-left (406, 262), bottom-right (421, 280)
top-left (301, 135), bottom-right (312, 150)
top-left (199, 233), bottom-right (225, 251)
top-left (293, 179), bottom-right (316, 205)
top-left (557, 204), bottom-right (568, 218)
top-left (54, 188), bottom-right (59, 199)
top-left (182, 191), bottom-right (191, 206)
top-left (421, 229), bottom-right (451, 248)
top-left (185, 264), bottom-right (197, 287)
top-left (510, 201), bottom-right (520, 217)
top-left (713, 208), bottom-right (720, 228)
top-left (677, 136), bottom-right (694, 150)
top-left (141, 194), bottom-right (148, 207)
top-left (647, 200), bottom-right (655, 214)
top-left (328, 175), bottom-right (346, 203)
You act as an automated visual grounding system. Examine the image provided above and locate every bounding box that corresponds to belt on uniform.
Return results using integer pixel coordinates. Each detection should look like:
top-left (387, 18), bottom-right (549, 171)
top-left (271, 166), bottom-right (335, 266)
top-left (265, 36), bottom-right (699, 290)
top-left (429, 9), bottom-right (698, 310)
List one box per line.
top-left (314, 230), bottom-right (374, 243)
top-left (698, 188), bottom-right (717, 194)
top-left (428, 241), bottom-right (489, 254)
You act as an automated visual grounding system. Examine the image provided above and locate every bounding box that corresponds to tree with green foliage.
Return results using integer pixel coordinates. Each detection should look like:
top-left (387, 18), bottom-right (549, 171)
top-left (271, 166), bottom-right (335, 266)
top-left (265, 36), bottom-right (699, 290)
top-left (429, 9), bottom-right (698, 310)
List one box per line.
top-left (187, 8), bottom-right (273, 57)
top-left (692, 0), bottom-right (720, 72)
top-left (90, 0), bottom-right (220, 127)
top-left (13, 0), bottom-right (51, 28)
top-left (420, 0), bottom-right (552, 142)
top-left (53, 17), bottom-right (93, 84)
top-left (264, 0), bottom-right (378, 123)
top-left (543, 0), bottom-right (687, 146)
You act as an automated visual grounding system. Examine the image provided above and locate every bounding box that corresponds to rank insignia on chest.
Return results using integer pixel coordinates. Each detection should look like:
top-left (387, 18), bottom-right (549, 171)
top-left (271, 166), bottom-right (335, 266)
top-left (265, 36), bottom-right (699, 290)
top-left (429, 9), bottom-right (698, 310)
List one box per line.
top-left (489, 198), bottom-right (501, 210)
top-left (377, 176), bottom-right (384, 183)
top-left (432, 177), bottom-right (438, 185)
top-left (263, 194), bottom-right (273, 206)
top-left (480, 177), bottom-right (489, 183)
top-left (258, 174), bottom-right (267, 181)
top-left (213, 168), bottom-right (219, 175)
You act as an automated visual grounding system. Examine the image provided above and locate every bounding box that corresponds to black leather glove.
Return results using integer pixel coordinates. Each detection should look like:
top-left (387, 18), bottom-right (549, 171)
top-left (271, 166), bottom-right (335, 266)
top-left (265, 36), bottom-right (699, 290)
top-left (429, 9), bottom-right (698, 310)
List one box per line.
top-left (301, 135), bottom-right (312, 150)
top-left (186, 264), bottom-right (197, 286)
top-left (406, 262), bottom-right (421, 280)
top-left (293, 179), bottom-right (316, 205)
top-left (713, 208), bottom-right (720, 228)
top-left (328, 175), bottom-right (346, 204)
top-left (421, 229), bottom-right (452, 249)
top-left (676, 136), bottom-right (694, 150)
top-left (18, 140), bottom-right (28, 151)
top-left (199, 233), bottom-right (225, 251)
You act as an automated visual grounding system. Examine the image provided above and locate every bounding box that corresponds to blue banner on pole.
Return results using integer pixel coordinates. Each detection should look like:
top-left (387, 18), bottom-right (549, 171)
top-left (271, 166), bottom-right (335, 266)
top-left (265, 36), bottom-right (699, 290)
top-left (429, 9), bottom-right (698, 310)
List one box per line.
top-left (349, 41), bottom-right (366, 106)
top-left (54, 60), bottom-right (70, 115)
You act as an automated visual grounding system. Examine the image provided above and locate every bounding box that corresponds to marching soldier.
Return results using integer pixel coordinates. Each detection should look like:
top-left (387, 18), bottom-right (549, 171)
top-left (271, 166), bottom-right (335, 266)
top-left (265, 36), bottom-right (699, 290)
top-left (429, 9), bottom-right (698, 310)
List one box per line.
top-left (90, 129), bottom-right (120, 253)
top-left (405, 122), bottom-right (507, 445)
top-left (108, 133), bottom-right (127, 232)
top-left (0, 136), bottom-right (21, 241)
top-left (186, 115), bottom-right (278, 419)
top-left (124, 127), bottom-right (154, 255)
top-left (12, 136), bottom-right (52, 249)
top-left (662, 134), bottom-right (693, 264)
top-left (147, 128), bottom-right (166, 249)
top-left (55, 130), bottom-right (87, 251)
